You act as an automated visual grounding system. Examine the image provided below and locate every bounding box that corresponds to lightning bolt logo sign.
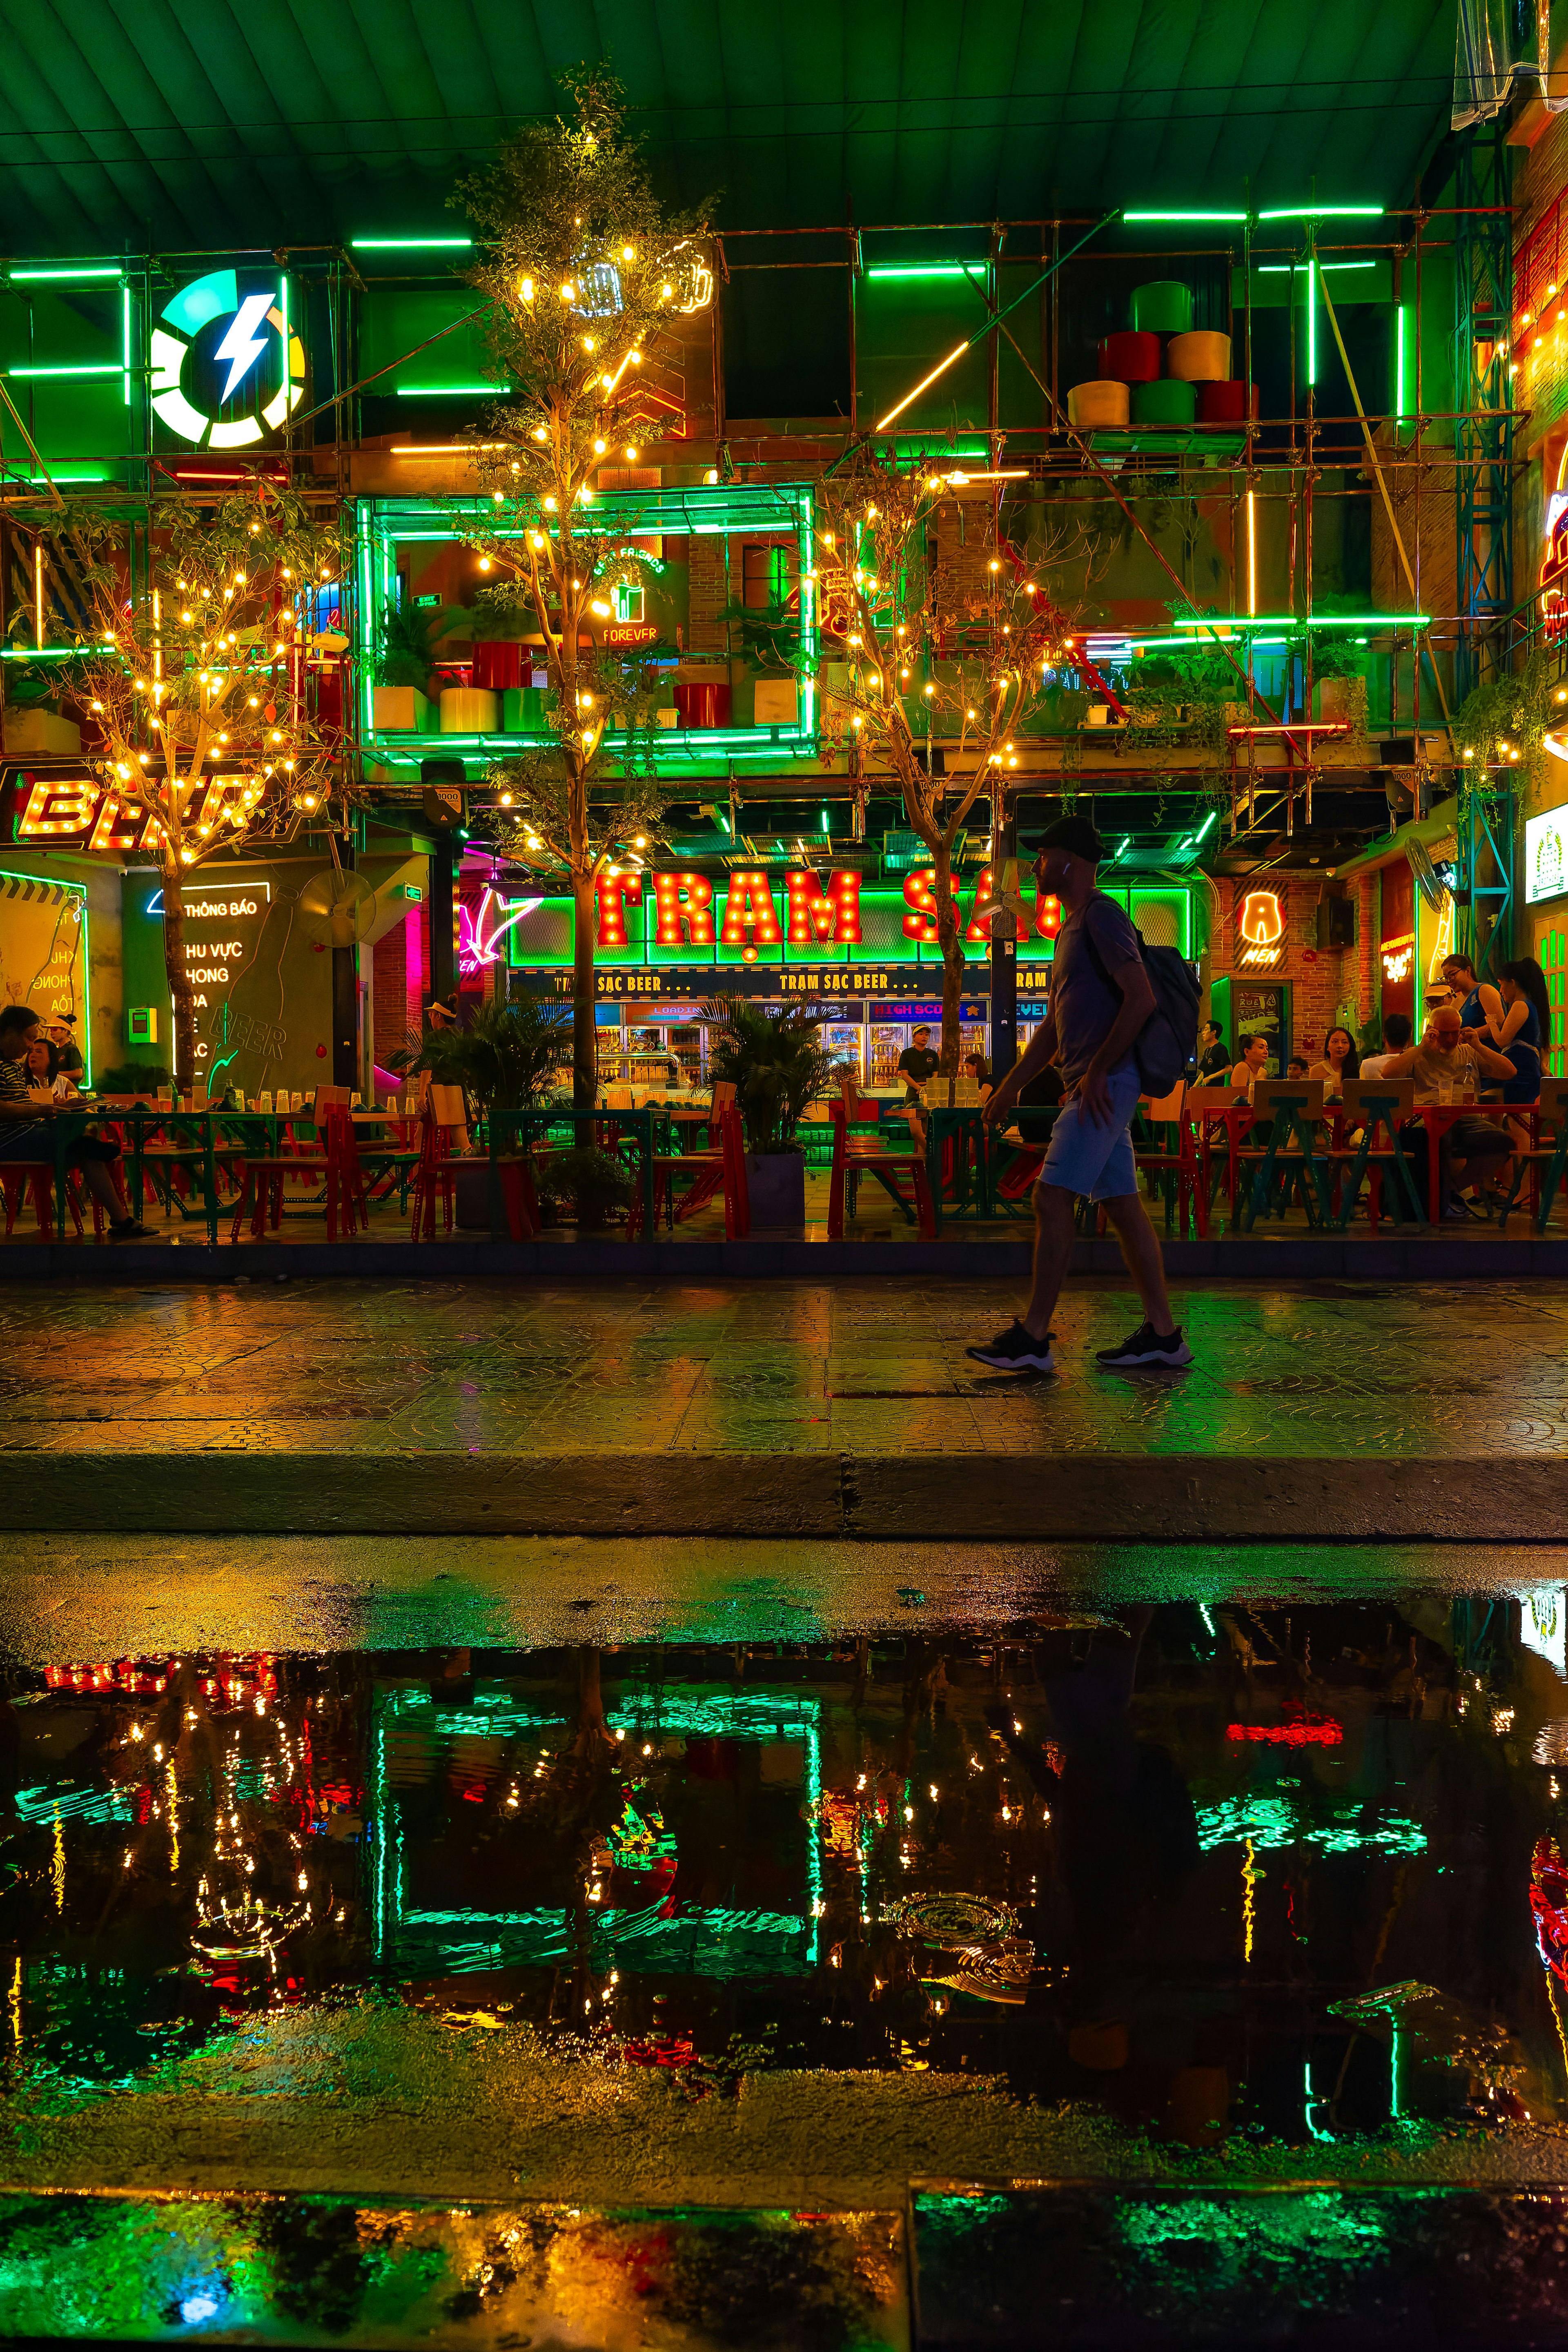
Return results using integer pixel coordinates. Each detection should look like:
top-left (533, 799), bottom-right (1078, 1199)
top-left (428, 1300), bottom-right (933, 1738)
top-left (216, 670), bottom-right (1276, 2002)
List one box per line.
top-left (214, 292), bottom-right (274, 403)
top-left (148, 268), bottom-right (306, 449)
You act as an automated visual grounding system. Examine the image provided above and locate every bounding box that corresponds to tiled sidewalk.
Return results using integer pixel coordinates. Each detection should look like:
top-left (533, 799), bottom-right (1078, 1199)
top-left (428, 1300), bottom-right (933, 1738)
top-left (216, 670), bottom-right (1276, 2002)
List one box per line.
top-left (0, 1273), bottom-right (1564, 1461)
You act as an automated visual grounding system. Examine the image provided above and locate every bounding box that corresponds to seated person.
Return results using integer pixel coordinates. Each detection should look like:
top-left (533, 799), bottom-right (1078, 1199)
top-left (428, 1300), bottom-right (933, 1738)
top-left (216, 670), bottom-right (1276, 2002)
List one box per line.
top-left (24, 1037), bottom-right (73, 1100)
top-left (1359, 1013), bottom-right (1412, 1078)
top-left (962, 1051), bottom-right (991, 1101)
top-left (897, 1024), bottom-right (941, 1099)
top-left (1229, 1033), bottom-right (1271, 1103)
top-left (1308, 1025), bottom-right (1359, 1104)
top-left (46, 1015), bottom-right (84, 1080)
top-left (0, 1005), bottom-right (149, 1236)
top-left (1379, 1006), bottom-right (1518, 1218)
top-left (1285, 1056), bottom-right (1310, 1080)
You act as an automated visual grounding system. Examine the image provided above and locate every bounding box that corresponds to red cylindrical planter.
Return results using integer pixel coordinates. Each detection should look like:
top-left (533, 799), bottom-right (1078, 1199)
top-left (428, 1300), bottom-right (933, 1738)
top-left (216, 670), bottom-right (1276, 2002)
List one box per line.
top-left (1197, 380), bottom-right (1260, 424)
top-left (1098, 330), bottom-right (1161, 383)
top-left (674, 681), bottom-right (731, 728)
top-left (472, 641), bottom-right (524, 689)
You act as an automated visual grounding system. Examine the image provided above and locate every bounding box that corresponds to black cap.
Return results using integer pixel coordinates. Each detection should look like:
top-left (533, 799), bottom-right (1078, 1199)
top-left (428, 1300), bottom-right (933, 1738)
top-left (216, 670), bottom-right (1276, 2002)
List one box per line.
top-left (1036, 814), bottom-right (1106, 864)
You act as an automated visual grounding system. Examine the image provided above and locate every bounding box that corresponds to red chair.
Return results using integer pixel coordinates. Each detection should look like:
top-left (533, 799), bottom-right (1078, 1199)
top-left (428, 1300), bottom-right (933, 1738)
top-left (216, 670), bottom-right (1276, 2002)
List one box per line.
top-left (827, 1097), bottom-right (935, 1240)
top-left (1133, 1081), bottom-right (1209, 1238)
top-left (722, 1100), bottom-right (751, 1238)
top-left (408, 1106), bottom-right (463, 1241)
top-left (1, 1163), bottom-right (60, 1240)
top-left (229, 1094), bottom-right (357, 1242)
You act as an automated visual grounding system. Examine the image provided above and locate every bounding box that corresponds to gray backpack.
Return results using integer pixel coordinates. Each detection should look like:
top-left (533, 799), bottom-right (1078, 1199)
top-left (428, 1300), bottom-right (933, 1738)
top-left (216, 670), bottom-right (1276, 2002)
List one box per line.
top-left (1082, 920), bottom-right (1201, 1096)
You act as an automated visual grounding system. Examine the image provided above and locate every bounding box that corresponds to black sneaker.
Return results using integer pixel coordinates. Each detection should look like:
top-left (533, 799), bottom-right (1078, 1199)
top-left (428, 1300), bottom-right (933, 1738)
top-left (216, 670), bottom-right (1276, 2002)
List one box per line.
top-left (108, 1218), bottom-right (157, 1240)
top-left (1095, 1321), bottom-right (1193, 1370)
top-left (965, 1320), bottom-right (1056, 1373)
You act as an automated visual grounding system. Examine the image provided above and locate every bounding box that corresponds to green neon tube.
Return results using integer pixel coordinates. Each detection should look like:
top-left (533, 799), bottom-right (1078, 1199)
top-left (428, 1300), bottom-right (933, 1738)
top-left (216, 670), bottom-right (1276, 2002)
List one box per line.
top-left (352, 237), bottom-right (474, 249)
top-left (866, 263), bottom-right (977, 281)
top-left (1258, 205), bottom-right (1384, 220)
top-left (395, 383), bottom-right (511, 395)
top-left (7, 265), bottom-right (121, 282)
top-left (1395, 305), bottom-right (1406, 421)
top-left (1307, 257), bottom-right (1316, 383)
top-left (4, 364), bottom-right (121, 379)
top-left (122, 283), bottom-right (131, 406)
top-left (1123, 209), bottom-right (1249, 223)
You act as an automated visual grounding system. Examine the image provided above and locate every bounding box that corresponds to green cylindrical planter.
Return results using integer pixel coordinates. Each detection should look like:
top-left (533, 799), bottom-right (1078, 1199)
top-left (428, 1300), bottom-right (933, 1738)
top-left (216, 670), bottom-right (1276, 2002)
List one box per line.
top-left (1131, 279), bottom-right (1193, 334)
top-left (1131, 377), bottom-right (1197, 426)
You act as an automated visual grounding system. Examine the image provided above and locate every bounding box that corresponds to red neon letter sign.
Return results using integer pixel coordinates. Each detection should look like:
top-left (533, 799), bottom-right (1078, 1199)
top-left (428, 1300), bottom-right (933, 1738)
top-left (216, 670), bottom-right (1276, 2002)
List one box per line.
top-left (902, 868), bottom-right (956, 942)
top-left (721, 872), bottom-right (782, 961)
top-left (786, 869), bottom-right (862, 945)
top-left (594, 874), bottom-right (641, 949)
top-left (653, 871), bottom-right (715, 947)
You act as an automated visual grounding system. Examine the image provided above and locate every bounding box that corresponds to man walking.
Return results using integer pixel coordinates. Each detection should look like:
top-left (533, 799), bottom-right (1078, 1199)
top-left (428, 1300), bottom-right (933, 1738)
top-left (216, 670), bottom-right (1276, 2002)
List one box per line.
top-left (967, 816), bottom-right (1190, 1373)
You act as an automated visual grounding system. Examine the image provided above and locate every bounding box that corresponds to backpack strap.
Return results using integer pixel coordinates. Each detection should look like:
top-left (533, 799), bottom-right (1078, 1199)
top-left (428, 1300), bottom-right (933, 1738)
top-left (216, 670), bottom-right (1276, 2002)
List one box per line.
top-left (1078, 903), bottom-right (1148, 999)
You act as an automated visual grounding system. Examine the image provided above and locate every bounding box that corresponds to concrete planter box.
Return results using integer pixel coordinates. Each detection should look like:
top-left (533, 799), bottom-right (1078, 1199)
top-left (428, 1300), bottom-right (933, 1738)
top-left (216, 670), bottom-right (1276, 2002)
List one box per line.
top-left (440, 686), bottom-right (499, 734)
top-left (745, 1151), bottom-right (806, 1231)
top-left (2, 708), bottom-right (81, 756)
top-left (372, 686), bottom-right (431, 733)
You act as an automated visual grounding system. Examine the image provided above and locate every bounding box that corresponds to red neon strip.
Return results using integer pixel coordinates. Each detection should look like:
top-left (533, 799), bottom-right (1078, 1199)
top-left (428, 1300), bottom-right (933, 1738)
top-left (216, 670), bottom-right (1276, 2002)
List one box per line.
top-left (1226, 1719), bottom-right (1343, 1746)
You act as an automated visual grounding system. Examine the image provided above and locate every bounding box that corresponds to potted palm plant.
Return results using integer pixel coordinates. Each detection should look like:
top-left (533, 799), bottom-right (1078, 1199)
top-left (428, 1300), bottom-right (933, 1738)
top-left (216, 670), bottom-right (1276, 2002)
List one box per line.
top-left (398, 990), bottom-right (570, 1233)
top-left (704, 998), bottom-right (844, 1230)
top-left (373, 600), bottom-right (471, 732)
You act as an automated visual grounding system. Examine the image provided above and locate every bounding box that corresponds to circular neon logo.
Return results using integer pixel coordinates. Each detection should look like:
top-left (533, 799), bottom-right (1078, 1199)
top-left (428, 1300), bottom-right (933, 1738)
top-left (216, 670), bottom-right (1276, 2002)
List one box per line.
top-left (149, 268), bottom-right (305, 449)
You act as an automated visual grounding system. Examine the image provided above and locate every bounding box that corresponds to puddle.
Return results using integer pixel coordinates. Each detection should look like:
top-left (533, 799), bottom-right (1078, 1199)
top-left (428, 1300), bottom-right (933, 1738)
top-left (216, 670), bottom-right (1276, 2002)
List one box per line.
top-left (6, 1591), bottom-right (1568, 2165)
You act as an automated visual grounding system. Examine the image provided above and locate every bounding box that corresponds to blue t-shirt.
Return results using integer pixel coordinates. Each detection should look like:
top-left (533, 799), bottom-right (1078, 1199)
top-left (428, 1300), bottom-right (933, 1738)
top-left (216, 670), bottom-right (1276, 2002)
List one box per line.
top-left (1049, 892), bottom-right (1141, 1085)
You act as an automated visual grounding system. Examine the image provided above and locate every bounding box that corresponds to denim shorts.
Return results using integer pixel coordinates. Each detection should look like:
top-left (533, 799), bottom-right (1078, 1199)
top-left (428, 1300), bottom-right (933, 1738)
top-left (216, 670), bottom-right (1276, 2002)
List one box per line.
top-left (1037, 1061), bottom-right (1143, 1202)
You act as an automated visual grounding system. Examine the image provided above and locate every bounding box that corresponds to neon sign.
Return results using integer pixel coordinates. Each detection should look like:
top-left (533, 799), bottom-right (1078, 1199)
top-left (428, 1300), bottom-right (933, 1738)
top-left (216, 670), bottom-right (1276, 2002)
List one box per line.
top-left (149, 269), bottom-right (305, 450)
top-left (1239, 888), bottom-right (1285, 969)
top-left (459, 886), bottom-right (538, 973)
top-left (1380, 931), bottom-right (1415, 985)
top-left (720, 872), bottom-right (785, 963)
top-left (652, 871), bottom-right (715, 948)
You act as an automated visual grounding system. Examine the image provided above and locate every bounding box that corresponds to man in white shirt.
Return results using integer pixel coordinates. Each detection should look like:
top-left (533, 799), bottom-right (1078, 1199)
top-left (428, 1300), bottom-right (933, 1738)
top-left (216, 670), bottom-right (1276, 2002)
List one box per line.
top-left (1358, 1013), bottom-right (1411, 1079)
top-left (1380, 1005), bottom-right (1517, 1216)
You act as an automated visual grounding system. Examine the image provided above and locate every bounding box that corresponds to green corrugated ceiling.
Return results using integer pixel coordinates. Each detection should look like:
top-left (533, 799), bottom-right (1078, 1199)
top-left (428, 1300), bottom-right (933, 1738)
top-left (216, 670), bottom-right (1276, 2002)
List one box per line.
top-left (0, 0), bottom-right (1458, 254)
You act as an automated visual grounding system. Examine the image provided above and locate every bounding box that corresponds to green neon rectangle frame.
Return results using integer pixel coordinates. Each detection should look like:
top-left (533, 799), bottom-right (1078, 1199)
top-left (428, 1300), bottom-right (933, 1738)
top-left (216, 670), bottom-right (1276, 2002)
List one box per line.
top-left (355, 485), bottom-right (820, 768)
top-left (0, 864), bottom-right (91, 1085)
top-left (369, 1684), bottom-right (823, 1977)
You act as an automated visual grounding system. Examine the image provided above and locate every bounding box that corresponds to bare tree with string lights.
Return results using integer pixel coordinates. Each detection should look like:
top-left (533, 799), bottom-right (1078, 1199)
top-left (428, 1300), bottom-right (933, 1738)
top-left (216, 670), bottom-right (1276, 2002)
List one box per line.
top-left (808, 450), bottom-right (1074, 1076)
top-left (450, 67), bottom-right (713, 1105)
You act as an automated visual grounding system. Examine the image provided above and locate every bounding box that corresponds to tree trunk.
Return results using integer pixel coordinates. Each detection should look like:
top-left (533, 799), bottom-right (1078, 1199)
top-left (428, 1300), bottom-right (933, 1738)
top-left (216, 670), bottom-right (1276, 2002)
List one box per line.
top-left (571, 867), bottom-right (596, 1108)
top-left (160, 856), bottom-right (196, 1089)
top-left (932, 835), bottom-right (964, 1079)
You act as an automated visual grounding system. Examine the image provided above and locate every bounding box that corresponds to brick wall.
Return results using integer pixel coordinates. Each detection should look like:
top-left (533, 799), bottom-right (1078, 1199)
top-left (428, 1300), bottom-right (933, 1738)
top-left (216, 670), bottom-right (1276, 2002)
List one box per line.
top-left (1207, 875), bottom-right (1372, 1058)
top-left (687, 535), bottom-right (729, 655)
top-left (372, 916), bottom-right (420, 1066)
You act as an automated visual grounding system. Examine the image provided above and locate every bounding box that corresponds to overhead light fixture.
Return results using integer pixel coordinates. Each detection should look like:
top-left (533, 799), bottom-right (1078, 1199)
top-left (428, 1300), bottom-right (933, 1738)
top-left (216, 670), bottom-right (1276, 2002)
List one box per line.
top-left (1123, 209), bottom-right (1248, 224)
top-left (351, 236), bottom-right (474, 250)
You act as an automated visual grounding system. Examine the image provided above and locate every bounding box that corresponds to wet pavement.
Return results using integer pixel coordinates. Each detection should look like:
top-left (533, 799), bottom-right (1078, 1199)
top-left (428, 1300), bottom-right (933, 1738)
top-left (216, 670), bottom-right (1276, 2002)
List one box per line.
top-left (3, 1274), bottom-right (1566, 1542)
top-left (3, 1274), bottom-right (1565, 1460)
top-left (4, 1571), bottom-right (1568, 2341)
top-left (6, 1271), bottom-right (1568, 2340)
